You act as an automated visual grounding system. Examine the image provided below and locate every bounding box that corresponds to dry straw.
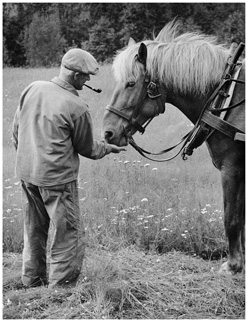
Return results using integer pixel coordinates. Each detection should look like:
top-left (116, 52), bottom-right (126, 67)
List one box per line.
top-left (3, 247), bottom-right (245, 319)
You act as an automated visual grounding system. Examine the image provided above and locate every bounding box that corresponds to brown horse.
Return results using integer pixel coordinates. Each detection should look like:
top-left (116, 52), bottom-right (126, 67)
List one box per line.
top-left (102, 21), bottom-right (245, 274)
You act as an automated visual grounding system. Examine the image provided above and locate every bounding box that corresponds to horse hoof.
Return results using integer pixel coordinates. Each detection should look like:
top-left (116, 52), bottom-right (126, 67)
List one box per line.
top-left (218, 262), bottom-right (233, 275)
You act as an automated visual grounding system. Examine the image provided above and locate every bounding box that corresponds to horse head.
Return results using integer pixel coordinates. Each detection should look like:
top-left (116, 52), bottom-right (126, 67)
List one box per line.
top-left (103, 40), bottom-right (166, 146)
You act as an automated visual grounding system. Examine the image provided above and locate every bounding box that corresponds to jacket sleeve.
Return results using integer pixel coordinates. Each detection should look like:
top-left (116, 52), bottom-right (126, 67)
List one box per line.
top-left (72, 109), bottom-right (109, 160)
top-left (12, 83), bottom-right (34, 151)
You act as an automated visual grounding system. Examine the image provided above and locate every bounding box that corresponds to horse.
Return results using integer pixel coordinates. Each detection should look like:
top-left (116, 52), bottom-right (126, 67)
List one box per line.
top-left (102, 21), bottom-right (245, 275)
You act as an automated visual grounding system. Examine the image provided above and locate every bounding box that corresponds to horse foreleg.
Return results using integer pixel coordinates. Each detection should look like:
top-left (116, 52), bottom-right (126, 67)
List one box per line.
top-left (219, 167), bottom-right (245, 274)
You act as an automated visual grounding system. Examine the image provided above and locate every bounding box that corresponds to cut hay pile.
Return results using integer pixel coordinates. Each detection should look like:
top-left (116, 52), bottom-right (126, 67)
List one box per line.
top-left (3, 247), bottom-right (245, 319)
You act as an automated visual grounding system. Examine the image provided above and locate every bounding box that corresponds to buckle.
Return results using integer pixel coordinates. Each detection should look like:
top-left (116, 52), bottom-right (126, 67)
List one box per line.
top-left (147, 81), bottom-right (157, 92)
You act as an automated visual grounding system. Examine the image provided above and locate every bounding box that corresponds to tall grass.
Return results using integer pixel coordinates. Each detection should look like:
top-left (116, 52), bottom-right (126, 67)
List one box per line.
top-left (3, 66), bottom-right (225, 259)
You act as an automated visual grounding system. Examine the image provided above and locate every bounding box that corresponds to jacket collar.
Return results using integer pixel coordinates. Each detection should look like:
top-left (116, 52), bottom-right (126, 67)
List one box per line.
top-left (51, 77), bottom-right (79, 96)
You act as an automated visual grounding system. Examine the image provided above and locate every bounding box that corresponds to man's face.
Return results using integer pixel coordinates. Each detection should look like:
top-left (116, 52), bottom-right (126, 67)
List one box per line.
top-left (73, 72), bottom-right (90, 90)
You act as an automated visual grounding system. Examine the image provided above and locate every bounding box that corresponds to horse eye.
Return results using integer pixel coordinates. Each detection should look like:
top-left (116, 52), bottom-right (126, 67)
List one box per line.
top-left (126, 81), bottom-right (135, 88)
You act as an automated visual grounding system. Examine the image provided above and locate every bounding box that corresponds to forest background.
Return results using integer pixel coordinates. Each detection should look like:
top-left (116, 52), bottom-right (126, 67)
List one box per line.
top-left (3, 2), bottom-right (245, 67)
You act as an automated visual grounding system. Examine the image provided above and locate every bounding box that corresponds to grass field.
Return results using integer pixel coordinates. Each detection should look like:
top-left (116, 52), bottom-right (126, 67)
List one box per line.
top-left (2, 67), bottom-right (245, 319)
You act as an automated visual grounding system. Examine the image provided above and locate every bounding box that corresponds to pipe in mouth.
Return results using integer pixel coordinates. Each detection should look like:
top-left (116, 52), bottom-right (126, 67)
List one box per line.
top-left (84, 84), bottom-right (102, 93)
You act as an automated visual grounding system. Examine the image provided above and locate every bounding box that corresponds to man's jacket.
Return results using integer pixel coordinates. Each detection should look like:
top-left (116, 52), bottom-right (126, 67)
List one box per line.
top-left (12, 77), bottom-right (108, 186)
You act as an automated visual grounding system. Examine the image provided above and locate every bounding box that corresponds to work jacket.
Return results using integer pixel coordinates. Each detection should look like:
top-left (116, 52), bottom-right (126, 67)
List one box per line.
top-left (12, 77), bottom-right (108, 186)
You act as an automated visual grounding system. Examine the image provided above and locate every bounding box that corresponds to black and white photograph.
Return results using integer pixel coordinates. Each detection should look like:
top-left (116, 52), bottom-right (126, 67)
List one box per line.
top-left (2, 2), bottom-right (245, 319)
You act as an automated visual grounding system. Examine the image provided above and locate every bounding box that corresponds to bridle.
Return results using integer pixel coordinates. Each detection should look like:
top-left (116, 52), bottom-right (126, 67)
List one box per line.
top-left (105, 42), bottom-right (245, 162)
top-left (106, 72), bottom-right (165, 137)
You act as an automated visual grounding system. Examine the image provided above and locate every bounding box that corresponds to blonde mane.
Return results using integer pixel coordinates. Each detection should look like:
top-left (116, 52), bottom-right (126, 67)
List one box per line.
top-left (113, 21), bottom-right (230, 95)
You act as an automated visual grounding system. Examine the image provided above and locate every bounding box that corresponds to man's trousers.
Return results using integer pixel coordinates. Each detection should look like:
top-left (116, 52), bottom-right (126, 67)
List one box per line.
top-left (21, 180), bottom-right (85, 287)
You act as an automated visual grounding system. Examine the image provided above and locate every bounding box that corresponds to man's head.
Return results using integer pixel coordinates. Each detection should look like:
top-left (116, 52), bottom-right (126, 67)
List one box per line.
top-left (60, 48), bottom-right (99, 90)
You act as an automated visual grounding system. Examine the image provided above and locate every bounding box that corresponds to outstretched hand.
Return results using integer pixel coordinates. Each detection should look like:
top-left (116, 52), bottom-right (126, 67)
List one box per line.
top-left (108, 144), bottom-right (126, 154)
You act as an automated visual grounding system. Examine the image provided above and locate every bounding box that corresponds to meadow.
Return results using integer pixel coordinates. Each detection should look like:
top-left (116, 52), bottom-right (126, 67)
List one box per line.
top-left (2, 66), bottom-right (245, 319)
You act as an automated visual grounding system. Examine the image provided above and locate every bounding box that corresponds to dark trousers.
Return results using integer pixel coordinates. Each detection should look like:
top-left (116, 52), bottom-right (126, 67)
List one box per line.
top-left (21, 180), bottom-right (85, 287)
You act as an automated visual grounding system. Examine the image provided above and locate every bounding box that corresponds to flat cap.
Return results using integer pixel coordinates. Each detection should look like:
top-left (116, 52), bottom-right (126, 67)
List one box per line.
top-left (62, 48), bottom-right (99, 75)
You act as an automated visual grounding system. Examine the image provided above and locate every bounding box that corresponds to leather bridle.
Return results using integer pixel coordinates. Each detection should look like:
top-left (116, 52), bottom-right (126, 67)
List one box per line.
top-left (106, 73), bottom-right (165, 137)
top-left (105, 42), bottom-right (245, 162)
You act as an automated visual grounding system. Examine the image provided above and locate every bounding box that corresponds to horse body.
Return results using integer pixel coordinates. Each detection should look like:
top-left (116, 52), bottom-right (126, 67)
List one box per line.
top-left (166, 61), bottom-right (245, 274)
top-left (102, 21), bottom-right (245, 274)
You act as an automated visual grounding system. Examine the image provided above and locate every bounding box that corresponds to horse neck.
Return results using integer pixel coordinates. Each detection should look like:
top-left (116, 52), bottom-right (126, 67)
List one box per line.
top-left (166, 91), bottom-right (211, 124)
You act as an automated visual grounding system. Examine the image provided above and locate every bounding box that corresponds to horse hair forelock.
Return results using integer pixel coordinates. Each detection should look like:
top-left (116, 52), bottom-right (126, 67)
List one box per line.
top-left (113, 21), bottom-right (230, 95)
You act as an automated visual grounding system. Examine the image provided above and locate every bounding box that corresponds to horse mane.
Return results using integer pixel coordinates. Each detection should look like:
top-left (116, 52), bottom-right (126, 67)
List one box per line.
top-left (113, 20), bottom-right (230, 95)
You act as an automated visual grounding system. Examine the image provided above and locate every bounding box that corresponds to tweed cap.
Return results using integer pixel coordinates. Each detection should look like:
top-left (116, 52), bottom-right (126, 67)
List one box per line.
top-left (62, 48), bottom-right (99, 75)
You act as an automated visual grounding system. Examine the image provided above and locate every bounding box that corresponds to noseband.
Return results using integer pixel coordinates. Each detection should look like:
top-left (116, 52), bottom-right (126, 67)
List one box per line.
top-left (106, 74), bottom-right (165, 136)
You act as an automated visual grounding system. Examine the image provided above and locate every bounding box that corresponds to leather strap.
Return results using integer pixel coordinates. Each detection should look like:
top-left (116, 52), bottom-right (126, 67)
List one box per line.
top-left (202, 112), bottom-right (244, 140)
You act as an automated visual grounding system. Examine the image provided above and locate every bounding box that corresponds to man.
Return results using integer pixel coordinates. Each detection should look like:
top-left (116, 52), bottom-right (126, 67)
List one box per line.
top-left (12, 48), bottom-right (125, 288)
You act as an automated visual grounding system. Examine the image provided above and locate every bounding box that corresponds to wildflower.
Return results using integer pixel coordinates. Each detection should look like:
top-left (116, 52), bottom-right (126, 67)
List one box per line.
top-left (141, 198), bottom-right (148, 203)
top-left (181, 233), bottom-right (187, 238)
top-left (6, 299), bottom-right (12, 306)
top-left (152, 167), bottom-right (158, 171)
top-left (120, 209), bottom-right (128, 214)
top-left (201, 208), bottom-right (207, 214)
top-left (131, 206), bottom-right (139, 211)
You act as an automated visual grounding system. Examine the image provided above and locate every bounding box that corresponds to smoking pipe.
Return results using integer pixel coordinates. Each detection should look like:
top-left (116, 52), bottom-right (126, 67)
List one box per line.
top-left (84, 84), bottom-right (102, 93)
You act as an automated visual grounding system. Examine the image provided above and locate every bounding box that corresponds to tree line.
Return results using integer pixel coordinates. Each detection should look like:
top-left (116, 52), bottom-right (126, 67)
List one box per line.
top-left (3, 2), bottom-right (245, 67)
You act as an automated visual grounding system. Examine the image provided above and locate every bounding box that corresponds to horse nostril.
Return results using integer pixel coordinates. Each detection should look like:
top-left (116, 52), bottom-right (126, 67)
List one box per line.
top-left (104, 131), bottom-right (114, 141)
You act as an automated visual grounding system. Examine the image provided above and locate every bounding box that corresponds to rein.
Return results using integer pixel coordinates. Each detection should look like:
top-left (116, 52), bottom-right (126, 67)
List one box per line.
top-left (106, 42), bottom-right (245, 162)
top-left (131, 42), bottom-right (245, 162)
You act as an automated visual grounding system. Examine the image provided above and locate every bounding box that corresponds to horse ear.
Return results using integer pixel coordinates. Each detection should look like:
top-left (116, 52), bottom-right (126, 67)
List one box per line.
top-left (137, 43), bottom-right (147, 67)
top-left (128, 37), bottom-right (136, 46)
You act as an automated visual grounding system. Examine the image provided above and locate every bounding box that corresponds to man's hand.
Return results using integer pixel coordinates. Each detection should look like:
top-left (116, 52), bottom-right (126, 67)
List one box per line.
top-left (107, 144), bottom-right (126, 154)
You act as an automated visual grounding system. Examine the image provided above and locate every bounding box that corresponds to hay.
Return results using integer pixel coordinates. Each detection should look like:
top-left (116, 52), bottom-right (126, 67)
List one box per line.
top-left (3, 248), bottom-right (245, 319)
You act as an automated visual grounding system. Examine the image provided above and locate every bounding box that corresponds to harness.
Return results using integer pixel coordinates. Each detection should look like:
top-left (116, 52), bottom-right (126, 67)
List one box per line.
top-left (181, 42), bottom-right (245, 160)
top-left (107, 42), bottom-right (245, 162)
